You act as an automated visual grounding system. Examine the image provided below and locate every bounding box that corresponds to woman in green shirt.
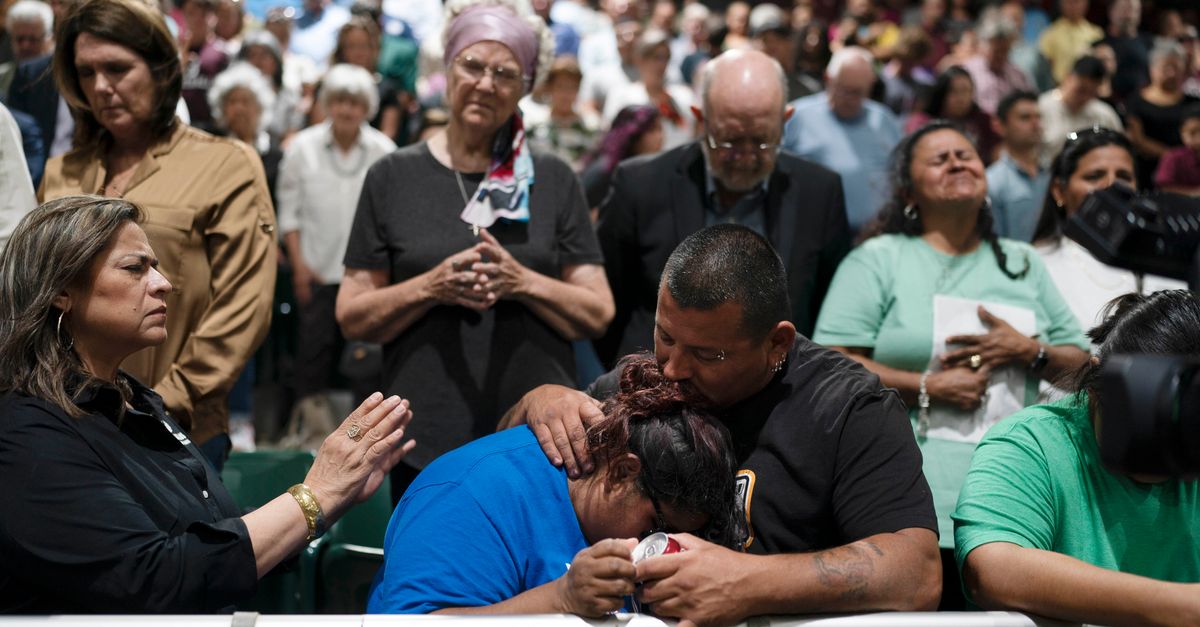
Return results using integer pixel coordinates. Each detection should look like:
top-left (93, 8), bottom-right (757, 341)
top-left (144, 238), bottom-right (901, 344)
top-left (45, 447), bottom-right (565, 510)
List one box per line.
top-left (954, 290), bottom-right (1200, 624)
top-left (813, 120), bottom-right (1091, 607)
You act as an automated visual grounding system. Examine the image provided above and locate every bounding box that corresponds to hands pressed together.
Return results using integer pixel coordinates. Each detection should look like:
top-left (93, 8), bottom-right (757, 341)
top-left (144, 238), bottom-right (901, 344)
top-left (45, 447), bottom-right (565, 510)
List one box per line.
top-left (428, 228), bottom-right (529, 311)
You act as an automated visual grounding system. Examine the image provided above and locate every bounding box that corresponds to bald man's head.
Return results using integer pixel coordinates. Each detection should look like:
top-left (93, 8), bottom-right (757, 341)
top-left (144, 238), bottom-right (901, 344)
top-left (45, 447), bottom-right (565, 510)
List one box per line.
top-left (694, 50), bottom-right (791, 194)
top-left (700, 49), bottom-right (788, 121)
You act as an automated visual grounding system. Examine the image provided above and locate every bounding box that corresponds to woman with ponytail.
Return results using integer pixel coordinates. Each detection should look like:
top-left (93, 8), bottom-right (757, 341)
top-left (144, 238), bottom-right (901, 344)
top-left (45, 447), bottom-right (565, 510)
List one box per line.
top-left (954, 290), bottom-right (1200, 624)
top-left (367, 353), bottom-right (743, 616)
top-left (812, 120), bottom-right (1090, 608)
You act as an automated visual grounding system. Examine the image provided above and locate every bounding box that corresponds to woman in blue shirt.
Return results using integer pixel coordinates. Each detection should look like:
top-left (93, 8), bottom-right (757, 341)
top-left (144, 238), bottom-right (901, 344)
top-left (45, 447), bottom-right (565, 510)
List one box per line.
top-left (368, 353), bottom-right (744, 616)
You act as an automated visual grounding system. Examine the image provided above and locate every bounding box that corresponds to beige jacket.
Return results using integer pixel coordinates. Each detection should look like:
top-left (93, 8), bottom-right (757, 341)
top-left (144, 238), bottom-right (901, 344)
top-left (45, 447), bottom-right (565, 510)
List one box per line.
top-left (41, 122), bottom-right (278, 445)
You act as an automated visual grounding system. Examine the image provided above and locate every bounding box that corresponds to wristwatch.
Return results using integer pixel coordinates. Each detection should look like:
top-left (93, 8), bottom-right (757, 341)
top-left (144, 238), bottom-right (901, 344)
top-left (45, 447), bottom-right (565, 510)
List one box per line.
top-left (1028, 343), bottom-right (1048, 374)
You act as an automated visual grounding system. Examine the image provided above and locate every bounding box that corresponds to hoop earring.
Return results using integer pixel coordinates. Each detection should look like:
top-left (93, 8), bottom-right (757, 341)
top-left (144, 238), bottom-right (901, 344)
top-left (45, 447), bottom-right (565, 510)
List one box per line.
top-left (57, 310), bottom-right (73, 350)
top-left (903, 204), bottom-right (917, 220)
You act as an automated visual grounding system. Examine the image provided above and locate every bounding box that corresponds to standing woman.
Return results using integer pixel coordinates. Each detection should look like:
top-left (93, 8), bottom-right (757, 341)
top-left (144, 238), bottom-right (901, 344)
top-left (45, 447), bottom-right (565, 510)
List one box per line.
top-left (579, 104), bottom-right (663, 214)
top-left (813, 121), bottom-right (1089, 607)
top-left (906, 66), bottom-right (1001, 164)
top-left (337, 0), bottom-right (614, 501)
top-left (38, 0), bottom-right (277, 469)
top-left (1032, 127), bottom-right (1184, 336)
top-left (277, 64), bottom-right (396, 433)
top-left (601, 28), bottom-right (695, 151)
top-left (1124, 42), bottom-right (1200, 190)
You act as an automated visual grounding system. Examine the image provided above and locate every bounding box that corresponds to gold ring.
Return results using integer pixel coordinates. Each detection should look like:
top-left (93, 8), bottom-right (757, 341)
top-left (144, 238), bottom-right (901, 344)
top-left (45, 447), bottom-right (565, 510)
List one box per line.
top-left (969, 354), bottom-right (982, 370)
top-left (346, 424), bottom-right (363, 441)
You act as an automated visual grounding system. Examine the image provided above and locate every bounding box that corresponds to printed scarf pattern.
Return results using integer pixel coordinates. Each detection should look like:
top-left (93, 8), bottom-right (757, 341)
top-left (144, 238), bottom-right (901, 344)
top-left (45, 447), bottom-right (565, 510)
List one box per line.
top-left (459, 115), bottom-right (534, 229)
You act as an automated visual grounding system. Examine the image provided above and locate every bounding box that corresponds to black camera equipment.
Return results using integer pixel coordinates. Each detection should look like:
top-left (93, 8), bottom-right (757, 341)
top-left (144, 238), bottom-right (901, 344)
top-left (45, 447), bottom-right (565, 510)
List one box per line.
top-left (1064, 185), bottom-right (1200, 476)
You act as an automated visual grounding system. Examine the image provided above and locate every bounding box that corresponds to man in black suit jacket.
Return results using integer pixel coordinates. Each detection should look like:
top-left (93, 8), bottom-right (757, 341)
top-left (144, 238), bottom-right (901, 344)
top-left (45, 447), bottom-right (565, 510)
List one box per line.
top-left (595, 48), bottom-right (850, 367)
top-left (7, 54), bottom-right (60, 182)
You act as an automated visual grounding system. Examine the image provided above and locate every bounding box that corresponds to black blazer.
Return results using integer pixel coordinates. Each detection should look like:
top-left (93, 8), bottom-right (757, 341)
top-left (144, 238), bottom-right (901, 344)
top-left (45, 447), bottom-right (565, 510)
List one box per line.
top-left (7, 55), bottom-right (58, 166)
top-left (594, 142), bottom-right (850, 367)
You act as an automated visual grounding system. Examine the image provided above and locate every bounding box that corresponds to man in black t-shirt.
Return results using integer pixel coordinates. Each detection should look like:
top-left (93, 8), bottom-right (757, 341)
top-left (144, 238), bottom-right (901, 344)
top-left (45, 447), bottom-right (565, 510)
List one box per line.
top-left (500, 225), bottom-right (940, 624)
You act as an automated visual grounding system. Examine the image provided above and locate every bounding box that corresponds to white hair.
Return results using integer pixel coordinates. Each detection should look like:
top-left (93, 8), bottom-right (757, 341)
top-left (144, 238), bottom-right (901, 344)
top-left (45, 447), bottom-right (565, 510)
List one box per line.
top-left (681, 3), bottom-right (710, 24)
top-left (6, 0), bottom-right (53, 34)
top-left (439, 0), bottom-right (555, 93)
top-left (825, 46), bottom-right (876, 80)
top-left (318, 63), bottom-right (380, 119)
top-left (208, 61), bottom-right (277, 134)
top-left (1150, 40), bottom-right (1186, 66)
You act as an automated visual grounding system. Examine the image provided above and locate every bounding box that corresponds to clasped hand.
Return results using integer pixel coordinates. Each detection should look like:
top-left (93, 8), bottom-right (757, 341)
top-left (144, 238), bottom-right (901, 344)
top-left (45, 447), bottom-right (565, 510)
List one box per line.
top-left (635, 533), bottom-right (751, 627)
top-left (429, 228), bottom-right (528, 311)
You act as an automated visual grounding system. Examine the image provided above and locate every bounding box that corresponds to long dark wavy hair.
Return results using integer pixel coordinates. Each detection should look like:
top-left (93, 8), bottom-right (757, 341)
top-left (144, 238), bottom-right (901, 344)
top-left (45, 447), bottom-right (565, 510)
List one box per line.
top-left (860, 120), bottom-right (1029, 280)
top-left (586, 354), bottom-right (746, 549)
top-left (0, 196), bottom-right (143, 417)
top-left (1032, 127), bottom-right (1135, 245)
top-left (922, 65), bottom-right (980, 119)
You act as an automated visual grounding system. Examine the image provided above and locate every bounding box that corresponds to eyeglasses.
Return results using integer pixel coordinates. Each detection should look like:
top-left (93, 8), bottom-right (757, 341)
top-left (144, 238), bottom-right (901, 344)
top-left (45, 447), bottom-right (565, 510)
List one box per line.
top-left (706, 134), bottom-right (781, 156)
top-left (453, 55), bottom-right (527, 92)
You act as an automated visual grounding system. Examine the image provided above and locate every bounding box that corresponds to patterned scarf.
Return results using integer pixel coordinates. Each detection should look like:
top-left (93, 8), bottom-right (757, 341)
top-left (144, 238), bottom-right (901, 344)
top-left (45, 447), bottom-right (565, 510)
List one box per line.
top-left (459, 114), bottom-right (534, 229)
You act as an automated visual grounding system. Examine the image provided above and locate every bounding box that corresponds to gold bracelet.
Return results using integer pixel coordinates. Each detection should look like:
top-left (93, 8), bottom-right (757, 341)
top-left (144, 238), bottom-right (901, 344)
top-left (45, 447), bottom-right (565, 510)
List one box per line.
top-left (287, 483), bottom-right (327, 542)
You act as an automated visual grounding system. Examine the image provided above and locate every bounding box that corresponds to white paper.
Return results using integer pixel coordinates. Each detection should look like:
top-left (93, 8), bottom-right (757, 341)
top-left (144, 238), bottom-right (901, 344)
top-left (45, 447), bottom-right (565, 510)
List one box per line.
top-left (926, 295), bottom-right (1037, 443)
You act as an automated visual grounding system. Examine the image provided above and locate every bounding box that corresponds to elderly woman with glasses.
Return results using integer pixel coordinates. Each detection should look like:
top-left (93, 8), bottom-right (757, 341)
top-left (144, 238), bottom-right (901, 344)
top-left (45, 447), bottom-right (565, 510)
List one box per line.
top-left (338, 0), bottom-right (615, 502)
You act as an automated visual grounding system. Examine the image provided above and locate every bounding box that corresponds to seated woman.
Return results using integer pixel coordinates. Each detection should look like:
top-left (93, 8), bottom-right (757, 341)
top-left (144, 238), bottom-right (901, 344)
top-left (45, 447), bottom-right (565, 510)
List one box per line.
top-left (1033, 127), bottom-right (1185, 338)
top-left (812, 121), bottom-right (1090, 608)
top-left (954, 290), bottom-right (1200, 624)
top-left (367, 354), bottom-right (744, 615)
top-left (0, 196), bottom-right (414, 613)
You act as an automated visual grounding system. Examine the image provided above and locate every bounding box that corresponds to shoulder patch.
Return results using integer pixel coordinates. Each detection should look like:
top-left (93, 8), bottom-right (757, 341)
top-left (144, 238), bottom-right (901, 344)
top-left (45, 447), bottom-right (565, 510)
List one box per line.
top-left (735, 469), bottom-right (756, 550)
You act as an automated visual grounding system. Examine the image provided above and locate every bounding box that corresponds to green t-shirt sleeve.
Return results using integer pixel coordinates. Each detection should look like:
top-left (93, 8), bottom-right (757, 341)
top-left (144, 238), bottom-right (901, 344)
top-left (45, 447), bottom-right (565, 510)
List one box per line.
top-left (1027, 249), bottom-right (1090, 350)
top-left (953, 415), bottom-right (1058, 570)
top-left (813, 242), bottom-right (892, 348)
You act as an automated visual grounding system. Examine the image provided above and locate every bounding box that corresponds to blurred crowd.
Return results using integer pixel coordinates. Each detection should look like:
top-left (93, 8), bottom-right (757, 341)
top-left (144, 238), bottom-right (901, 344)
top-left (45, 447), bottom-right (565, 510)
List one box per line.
top-left (1, 0), bottom-right (1200, 619)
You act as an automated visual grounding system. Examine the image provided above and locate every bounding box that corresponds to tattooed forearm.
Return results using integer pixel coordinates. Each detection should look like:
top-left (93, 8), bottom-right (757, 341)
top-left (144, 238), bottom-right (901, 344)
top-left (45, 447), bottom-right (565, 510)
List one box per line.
top-left (812, 541), bottom-right (884, 602)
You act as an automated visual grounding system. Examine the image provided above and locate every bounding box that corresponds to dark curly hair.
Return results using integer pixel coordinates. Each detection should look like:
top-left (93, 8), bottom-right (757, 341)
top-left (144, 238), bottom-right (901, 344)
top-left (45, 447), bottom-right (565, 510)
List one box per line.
top-left (860, 120), bottom-right (1029, 280)
top-left (586, 354), bottom-right (746, 549)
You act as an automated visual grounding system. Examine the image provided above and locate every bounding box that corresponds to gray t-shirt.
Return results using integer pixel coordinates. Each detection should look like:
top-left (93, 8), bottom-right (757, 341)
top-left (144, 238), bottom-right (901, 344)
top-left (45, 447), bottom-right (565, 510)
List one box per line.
top-left (344, 143), bottom-right (603, 468)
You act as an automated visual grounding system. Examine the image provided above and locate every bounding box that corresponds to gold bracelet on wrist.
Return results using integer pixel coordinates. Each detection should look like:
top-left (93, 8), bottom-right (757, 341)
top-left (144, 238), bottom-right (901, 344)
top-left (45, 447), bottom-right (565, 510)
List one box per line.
top-left (287, 483), bottom-right (327, 542)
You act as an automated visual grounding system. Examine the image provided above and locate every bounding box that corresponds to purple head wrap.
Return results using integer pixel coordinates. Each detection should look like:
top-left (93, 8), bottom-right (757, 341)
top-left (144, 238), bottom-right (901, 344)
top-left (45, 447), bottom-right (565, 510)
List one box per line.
top-left (444, 6), bottom-right (540, 89)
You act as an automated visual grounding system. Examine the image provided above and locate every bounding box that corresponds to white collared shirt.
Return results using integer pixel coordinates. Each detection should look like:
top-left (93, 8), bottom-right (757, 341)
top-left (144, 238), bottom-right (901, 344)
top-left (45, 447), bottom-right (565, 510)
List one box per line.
top-left (276, 121), bottom-right (396, 284)
top-left (0, 102), bottom-right (36, 252)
